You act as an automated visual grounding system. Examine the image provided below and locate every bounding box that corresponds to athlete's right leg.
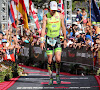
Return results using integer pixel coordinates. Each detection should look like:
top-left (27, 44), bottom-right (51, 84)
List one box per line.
top-left (46, 50), bottom-right (53, 85)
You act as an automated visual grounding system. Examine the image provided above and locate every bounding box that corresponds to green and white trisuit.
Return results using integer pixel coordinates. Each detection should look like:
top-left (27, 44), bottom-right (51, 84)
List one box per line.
top-left (46, 12), bottom-right (62, 85)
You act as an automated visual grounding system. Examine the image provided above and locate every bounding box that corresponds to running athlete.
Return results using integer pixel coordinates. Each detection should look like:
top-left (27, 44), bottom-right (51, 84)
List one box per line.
top-left (40, 1), bottom-right (67, 85)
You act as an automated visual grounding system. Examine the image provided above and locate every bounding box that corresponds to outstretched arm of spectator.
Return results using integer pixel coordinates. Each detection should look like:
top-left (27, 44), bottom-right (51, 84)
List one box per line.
top-left (8, 45), bottom-right (15, 50)
top-left (80, 16), bottom-right (84, 24)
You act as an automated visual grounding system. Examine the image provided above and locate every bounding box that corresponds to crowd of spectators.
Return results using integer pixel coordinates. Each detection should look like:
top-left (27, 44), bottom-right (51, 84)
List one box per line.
top-left (65, 8), bottom-right (100, 66)
top-left (0, 8), bottom-right (100, 66)
top-left (0, 17), bottom-right (42, 63)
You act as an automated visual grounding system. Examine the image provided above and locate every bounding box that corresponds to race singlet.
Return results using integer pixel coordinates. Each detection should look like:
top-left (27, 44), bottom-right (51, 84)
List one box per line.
top-left (46, 12), bottom-right (61, 38)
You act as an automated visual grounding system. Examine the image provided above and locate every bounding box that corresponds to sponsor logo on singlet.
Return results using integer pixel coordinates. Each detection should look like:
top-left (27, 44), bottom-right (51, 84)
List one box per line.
top-left (50, 30), bottom-right (58, 32)
top-left (52, 25), bottom-right (57, 27)
top-left (49, 21), bottom-right (59, 23)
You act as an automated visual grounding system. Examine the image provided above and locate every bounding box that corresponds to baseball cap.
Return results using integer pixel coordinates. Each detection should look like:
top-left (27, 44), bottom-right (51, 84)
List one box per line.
top-left (50, 1), bottom-right (58, 10)
top-left (86, 38), bottom-right (90, 40)
top-left (77, 8), bottom-right (81, 11)
top-left (24, 40), bottom-right (29, 43)
top-left (85, 35), bottom-right (93, 42)
top-left (0, 31), bottom-right (3, 35)
top-left (79, 31), bottom-right (82, 34)
top-left (73, 22), bottom-right (78, 26)
top-left (75, 32), bottom-right (80, 37)
top-left (92, 24), bottom-right (98, 26)
top-left (2, 39), bottom-right (7, 43)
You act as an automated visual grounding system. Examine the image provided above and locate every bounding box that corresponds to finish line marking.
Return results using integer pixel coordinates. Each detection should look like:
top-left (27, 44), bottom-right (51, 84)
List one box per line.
top-left (25, 77), bottom-right (88, 80)
top-left (17, 87), bottom-right (54, 89)
top-left (17, 87), bottom-right (91, 89)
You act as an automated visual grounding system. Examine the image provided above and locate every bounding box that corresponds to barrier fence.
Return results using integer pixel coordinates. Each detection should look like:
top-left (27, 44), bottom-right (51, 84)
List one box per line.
top-left (18, 44), bottom-right (99, 71)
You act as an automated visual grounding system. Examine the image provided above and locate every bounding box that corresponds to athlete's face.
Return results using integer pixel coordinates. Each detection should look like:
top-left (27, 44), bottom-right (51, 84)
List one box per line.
top-left (50, 10), bottom-right (57, 16)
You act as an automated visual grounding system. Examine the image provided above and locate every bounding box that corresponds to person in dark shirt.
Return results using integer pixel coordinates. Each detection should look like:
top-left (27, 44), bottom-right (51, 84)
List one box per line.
top-left (75, 32), bottom-right (84, 43)
top-left (76, 8), bottom-right (84, 24)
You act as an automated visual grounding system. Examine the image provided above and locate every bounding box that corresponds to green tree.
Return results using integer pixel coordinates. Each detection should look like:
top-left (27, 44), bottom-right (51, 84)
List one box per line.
top-left (97, 2), bottom-right (100, 7)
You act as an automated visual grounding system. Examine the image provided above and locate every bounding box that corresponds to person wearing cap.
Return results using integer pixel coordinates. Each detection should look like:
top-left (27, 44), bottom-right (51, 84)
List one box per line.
top-left (76, 19), bottom-right (82, 30)
top-left (75, 32), bottom-right (84, 43)
top-left (40, 1), bottom-right (67, 85)
top-left (76, 8), bottom-right (84, 24)
top-left (72, 22), bottom-right (81, 37)
top-left (85, 37), bottom-right (94, 46)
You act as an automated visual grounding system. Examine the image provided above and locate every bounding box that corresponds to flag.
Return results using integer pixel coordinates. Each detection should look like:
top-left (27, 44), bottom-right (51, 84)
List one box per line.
top-left (91, 0), bottom-right (100, 22)
top-left (58, 0), bottom-right (65, 16)
top-left (24, 0), bottom-right (29, 15)
top-left (8, 17), bottom-right (12, 30)
top-left (12, 0), bottom-right (18, 4)
top-left (29, 0), bottom-right (40, 30)
top-left (9, 0), bottom-right (17, 28)
top-left (18, 0), bottom-right (29, 29)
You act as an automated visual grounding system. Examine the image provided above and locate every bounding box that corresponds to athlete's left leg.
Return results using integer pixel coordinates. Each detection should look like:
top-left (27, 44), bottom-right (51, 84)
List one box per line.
top-left (54, 48), bottom-right (62, 84)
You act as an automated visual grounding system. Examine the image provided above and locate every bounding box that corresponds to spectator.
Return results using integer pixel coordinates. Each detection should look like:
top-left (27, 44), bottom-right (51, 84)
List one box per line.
top-left (66, 28), bottom-right (73, 39)
top-left (76, 8), bottom-right (84, 24)
top-left (92, 28), bottom-right (96, 37)
top-left (72, 22), bottom-right (81, 35)
top-left (85, 25), bottom-right (91, 35)
top-left (93, 24), bottom-right (100, 34)
top-left (87, 17), bottom-right (91, 26)
top-left (0, 32), bottom-right (3, 44)
top-left (82, 8), bottom-right (87, 25)
top-left (75, 32), bottom-right (84, 43)
top-left (76, 19), bottom-right (82, 30)
top-left (85, 38), bottom-right (94, 46)
top-left (85, 35), bottom-right (93, 42)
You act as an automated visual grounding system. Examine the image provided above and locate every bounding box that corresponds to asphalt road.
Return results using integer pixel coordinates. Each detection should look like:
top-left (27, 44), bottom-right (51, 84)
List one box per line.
top-left (8, 67), bottom-right (99, 90)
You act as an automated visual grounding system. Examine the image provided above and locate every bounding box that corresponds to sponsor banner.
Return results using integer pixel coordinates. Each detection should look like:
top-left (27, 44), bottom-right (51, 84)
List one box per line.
top-left (61, 47), bottom-right (93, 66)
top-left (19, 45), bottom-right (45, 64)
top-left (19, 45), bottom-right (99, 68)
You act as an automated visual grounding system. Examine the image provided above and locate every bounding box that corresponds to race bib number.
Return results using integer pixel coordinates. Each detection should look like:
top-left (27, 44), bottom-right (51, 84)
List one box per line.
top-left (47, 38), bottom-right (57, 46)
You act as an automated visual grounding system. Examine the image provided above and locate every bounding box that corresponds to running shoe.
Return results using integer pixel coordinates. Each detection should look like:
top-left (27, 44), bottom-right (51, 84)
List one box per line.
top-left (48, 78), bottom-right (53, 85)
top-left (56, 75), bottom-right (61, 84)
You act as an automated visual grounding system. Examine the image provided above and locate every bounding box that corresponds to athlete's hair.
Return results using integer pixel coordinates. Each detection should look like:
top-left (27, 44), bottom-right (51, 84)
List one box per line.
top-left (48, 1), bottom-right (50, 11)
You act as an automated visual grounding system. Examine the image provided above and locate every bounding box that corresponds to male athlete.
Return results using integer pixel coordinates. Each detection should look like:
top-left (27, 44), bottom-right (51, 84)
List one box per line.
top-left (40, 1), bottom-right (67, 85)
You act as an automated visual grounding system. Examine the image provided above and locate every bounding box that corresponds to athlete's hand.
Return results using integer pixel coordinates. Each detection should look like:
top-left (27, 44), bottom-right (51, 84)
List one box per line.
top-left (40, 43), bottom-right (45, 50)
top-left (63, 40), bottom-right (67, 48)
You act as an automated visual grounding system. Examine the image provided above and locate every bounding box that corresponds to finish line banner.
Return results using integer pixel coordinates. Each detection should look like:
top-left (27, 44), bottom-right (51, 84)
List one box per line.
top-left (19, 45), bottom-right (94, 67)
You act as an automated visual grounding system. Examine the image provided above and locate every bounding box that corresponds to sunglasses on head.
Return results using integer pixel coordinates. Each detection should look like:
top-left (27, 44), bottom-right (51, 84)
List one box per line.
top-left (50, 10), bottom-right (57, 12)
